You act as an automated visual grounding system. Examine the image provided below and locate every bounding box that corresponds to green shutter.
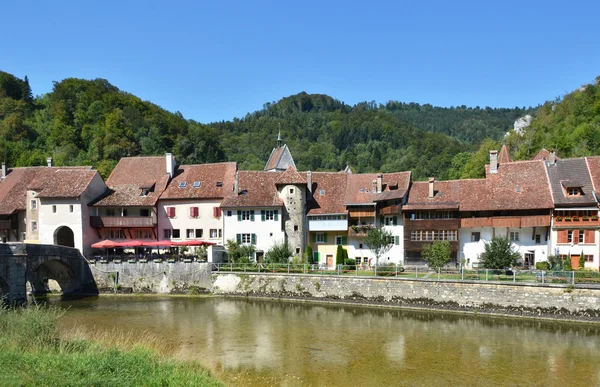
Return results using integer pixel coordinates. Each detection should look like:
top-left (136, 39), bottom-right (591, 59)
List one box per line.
top-left (380, 216), bottom-right (384, 226)
top-left (251, 234), bottom-right (257, 245)
top-left (237, 211), bottom-right (242, 221)
top-left (261, 210), bottom-right (266, 221)
top-left (342, 236), bottom-right (347, 245)
top-left (250, 210), bottom-right (255, 221)
top-left (236, 234), bottom-right (241, 243)
top-left (323, 233), bottom-right (328, 243)
top-left (312, 233), bottom-right (316, 243)
top-left (395, 236), bottom-right (400, 245)
top-left (393, 216), bottom-right (398, 226)
top-left (274, 210), bottom-right (279, 220)
top-left (316, 252), bottom-right (321, 262)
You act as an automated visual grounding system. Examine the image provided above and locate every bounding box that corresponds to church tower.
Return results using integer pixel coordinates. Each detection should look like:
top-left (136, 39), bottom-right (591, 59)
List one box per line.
top-left (264, 126), bottom-right (296, 172)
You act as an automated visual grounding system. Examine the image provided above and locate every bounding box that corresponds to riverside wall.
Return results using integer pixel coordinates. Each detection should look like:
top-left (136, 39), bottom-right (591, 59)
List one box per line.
top-left (212, 273), bottom-right (600, 320)
top-left (90, 262), bottom-right (212, 293)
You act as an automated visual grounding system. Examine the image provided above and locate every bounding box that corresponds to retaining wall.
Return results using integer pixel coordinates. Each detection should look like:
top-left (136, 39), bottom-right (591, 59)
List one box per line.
top-left (90, 262), bottom-right (212, 293)
top-left (212, 273), bottom-right (600, 319)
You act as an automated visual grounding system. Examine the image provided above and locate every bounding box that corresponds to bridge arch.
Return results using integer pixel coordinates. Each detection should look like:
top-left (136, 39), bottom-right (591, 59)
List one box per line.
top-left (54, 226), bottom-right (75, 248)
top-left (29, 257), bottom-right (77, 296)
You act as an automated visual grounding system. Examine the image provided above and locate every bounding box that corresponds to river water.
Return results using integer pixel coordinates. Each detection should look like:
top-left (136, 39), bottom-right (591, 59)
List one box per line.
top-left (54, 295), bottom-right (600, 386)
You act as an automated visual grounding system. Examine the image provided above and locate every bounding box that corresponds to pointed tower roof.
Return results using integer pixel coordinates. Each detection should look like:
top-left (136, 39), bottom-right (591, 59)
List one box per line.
top-left (276, 166), bottom-right (307, 185)
top-left (264, 129), bottom-right (296, 172)
top-left (499, 144), bottom-right (512, 164)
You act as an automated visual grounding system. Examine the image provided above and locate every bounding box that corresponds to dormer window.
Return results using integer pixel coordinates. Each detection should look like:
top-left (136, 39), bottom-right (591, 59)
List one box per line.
top-left (359, 188), bottom-right (364, 193)
top-left (216, 181), bottom-right (223, 187)
top-left (320, 189), bottom-right (325, 195)
top-left (567, 187), bottom-right (582, 196)
top-left (193, 181), bottom-right (201, 188)
top-left (140, 188), bottom-right (149, 197)
top-left (178, 181), bottom-right (187, 188)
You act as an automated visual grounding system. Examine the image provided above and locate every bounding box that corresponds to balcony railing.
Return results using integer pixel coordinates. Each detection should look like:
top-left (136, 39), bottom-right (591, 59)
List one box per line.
top-left (554, 216), bottom-right (600, 228)
top-left (379, 205), bottom-right (401, 215)
top-left (348, 225), bottom-right (373, 237)
top-left (460, 215), bottom-right (551, 228)
top-left (90, 215), bottom-right (157, 228)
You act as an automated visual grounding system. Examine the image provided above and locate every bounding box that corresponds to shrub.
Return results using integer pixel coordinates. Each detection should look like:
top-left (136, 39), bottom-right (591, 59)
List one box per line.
top-left (376, 263), bottom-right (397, 276)
top-left (264, 240), bottom-right (292, 264)
top-left (336, 245), bottom-right (344, 265)
top-left (564, 256), bottom-right (573, 271)
top-left (535, 261), bottom-right (550, 270)
top-left (579, 255), bottom-right (585, 269)
top-left (305, 245), bottom-right (313, 264)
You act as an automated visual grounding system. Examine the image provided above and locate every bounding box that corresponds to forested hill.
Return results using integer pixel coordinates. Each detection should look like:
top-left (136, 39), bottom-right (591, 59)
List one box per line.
top-left (0, 70), bottom-right (539, 180)
top-left (506, 76), bottom-right (600, 160)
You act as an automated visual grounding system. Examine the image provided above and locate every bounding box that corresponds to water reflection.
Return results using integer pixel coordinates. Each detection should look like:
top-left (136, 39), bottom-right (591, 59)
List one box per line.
top-left (55, 296), bottom-right (600, 387)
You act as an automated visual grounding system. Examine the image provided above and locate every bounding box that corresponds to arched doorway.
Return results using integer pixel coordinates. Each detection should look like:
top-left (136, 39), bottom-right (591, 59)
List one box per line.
top-left (54, 226), bottom-right (75, 248)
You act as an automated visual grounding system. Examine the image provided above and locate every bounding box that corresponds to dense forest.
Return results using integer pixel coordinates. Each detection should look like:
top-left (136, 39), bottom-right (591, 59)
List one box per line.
top-left (1, 70), bottom-right (596, 181)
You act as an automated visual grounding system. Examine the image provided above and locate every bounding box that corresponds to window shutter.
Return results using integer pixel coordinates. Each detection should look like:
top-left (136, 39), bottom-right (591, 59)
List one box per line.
top-left (190, 207), bottom-right (198, 218)
top-left (261, 210), bottom-right (266, 221)
top-left (312, 233), bottom-right (316, 243)
top-left (236, 234), bottom-right (241, 243)
top-left (394, 236), bottom-right (400, 245)
top-left (393, 216), bottom-right (398, 226)
top-left (342, 236), bottom-right (347, 245)
top-left (274, 210), bottom-right (279, 220)
top-left (586, 230), bottom-right (596, 243)
top-left (168, 207), bottom-right (176, 218)
top-left (213, 207), bottom-right (217, 217)
top-left (317, 252), bottom-right (321, 262)
top-left (218, 208), bottom-right (222, 217)
top-left (573, 230), bottom-right (579, 244)
top-left (557, 230), bottom-right (567, 244)
top-left (250, 210), bottom-right (255, 221)
top-left (323, 233), bottom-right (328, 243)
top-left (237, 211), bottom-right (242, 221)
top-left (251, 234), bottom-right (257, 245)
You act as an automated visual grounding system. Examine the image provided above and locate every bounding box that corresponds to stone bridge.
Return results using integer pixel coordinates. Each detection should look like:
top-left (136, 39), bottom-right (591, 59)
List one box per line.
top-left (0, 243), bottom-right (98, 303)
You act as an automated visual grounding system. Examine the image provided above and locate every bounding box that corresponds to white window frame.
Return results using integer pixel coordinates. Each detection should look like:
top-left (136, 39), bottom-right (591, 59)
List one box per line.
top-left (265, 210), bottom-right (274, 221)
top-left (31, 220), bottom-right (37, 233)
top-left (187, 229), bottom-right (195, 238)
top-left (510, 231), bottom-right (519, 242)
top-left (241, 211), bottom-right (250, 221)
top-left (335, 236), bottom-right (344, 245)
top-left (30, 200), bottom-right (37, 210)
top-left (316, 233), bottom-right (325, 243)
top-left (241, 233), bottom-right (251, 244)
top-left (210, 229), bottom-right (218, 239)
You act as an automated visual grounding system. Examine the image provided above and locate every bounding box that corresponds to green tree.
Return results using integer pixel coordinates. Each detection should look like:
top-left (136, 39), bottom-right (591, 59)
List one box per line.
top-left (264, 240), bottom-right (293, 264)
top-left (564, 256), bottom-right (573, 271)
top-left (422, 240), bottom-right (452, 269)
top-left (364, 228), bottom-right (394, 266)
top-left (480, 237), bottom-right (521, 269)
top-left (336, 244), bottom-right (345, 265)
top-left (578, 254), bottom-right (585, 270)
top-left (225, 239), bottom-right (255, 264)
top-left (305, 245), bottom-right (313, 264)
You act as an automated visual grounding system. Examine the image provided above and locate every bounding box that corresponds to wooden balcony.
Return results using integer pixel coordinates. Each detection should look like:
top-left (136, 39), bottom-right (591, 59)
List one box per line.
top-left (348, 210), bottom-right (375, 218)
top-left (379, 205), bottom-right (401, 215)
top-left (348, 226), bottom-right (371, 237)
top-left (90, 215), bottom-right (157, 228)
top-left (553, 216), bottom-right (600, 228)
top-left (404, 218), bottom-right (460, 230)
top-left (404, 240), bottom-right (459, 251)
top-left (460, 215), bottom-right (551, 228)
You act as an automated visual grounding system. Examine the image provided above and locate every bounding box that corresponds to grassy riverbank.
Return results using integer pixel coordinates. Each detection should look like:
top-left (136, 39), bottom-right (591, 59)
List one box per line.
top-left (0, 303), bottom-right (222, 386)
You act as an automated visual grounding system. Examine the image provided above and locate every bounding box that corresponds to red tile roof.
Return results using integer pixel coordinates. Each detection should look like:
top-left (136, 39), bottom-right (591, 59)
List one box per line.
top-left (404, 180), bottom-right (462, 210)
top-left (94, 156), bottom-right (169, 206)
top-left (344, 172), bottom-right (411, 205)
top-left (160, 162), bottom-right (237, 200)
top-left (531, 148), bottom-right (561, 161)
top-left (220, 171), bottom-right (283, 208)
top-left (0, 167), bottom-right (96, 215)
top-left (586, 156), bottom-right (600, 194)
top-left (276, 166), bottom-right (307, 185)
top-left (29, 168), bottom-right (98, 198)
top-left (308, 173), bottom-right (348, 214)
top-left (499, 145), bottom-right (512, 164)
top-left (471, 160), bottom-right (553, 211)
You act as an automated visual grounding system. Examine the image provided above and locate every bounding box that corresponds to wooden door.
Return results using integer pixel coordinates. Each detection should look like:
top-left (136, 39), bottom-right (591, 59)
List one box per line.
top-left (326, 255), bottom-right (333, 267)
top-left (571, 255), bottom-right (580, 269)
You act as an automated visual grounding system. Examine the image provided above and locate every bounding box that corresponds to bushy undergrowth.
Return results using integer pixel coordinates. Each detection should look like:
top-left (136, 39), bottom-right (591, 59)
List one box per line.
top-left (0, 303), bottom-right (222, 386)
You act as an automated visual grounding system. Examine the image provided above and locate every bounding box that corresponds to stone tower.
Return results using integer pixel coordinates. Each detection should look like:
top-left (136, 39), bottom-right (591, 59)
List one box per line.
top-left (276, 166), bottom-right (307, 256)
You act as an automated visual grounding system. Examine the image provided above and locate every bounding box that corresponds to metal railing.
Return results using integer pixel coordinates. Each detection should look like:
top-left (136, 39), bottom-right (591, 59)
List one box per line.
top-left (211, 263), bottom-right (600, 285)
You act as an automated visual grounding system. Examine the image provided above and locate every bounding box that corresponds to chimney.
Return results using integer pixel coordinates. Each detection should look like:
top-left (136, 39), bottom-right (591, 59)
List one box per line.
top-left (46, 157), bottom-right (53, 167)
top-left (377, 174), bottom-right (383, 194)
top-left (307, 171), bottom-right (312, 193)
top-left (165, 153), bottom-right (176, 178)
top-left (489, 150), bottom-right (498, 174)
top-left (234, 171), bottom-right (239, 194)
top-left (428, 177), bottom-right (435, 199)
top-left (548, 150), bottom-right (556, 165)
top-left (1, 162), bottom-right (6, 179)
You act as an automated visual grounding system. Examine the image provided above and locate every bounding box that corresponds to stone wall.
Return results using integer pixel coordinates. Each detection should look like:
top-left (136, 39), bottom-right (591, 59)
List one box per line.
top-left (90, 262), bottom-right (212, 293)
top-left (212, 273), bottom-right (600, 319)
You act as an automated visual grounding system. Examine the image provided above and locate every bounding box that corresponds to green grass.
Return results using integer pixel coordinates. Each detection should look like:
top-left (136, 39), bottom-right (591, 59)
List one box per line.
top-left (0, 303), bottom-right (222, 386)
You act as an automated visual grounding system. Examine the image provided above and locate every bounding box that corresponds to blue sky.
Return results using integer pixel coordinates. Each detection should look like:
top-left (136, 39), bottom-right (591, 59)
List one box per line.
top-left (2, 0), bottom-right (599, 123)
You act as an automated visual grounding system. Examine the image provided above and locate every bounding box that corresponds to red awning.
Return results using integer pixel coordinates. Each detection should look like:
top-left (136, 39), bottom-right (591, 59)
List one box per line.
top-left (141, 240), bottom-right (173, 247)
top-left (115, 240), bottom-right (144, 247)
top-left (172, 240), bottom-right (216, 246)
top-left (91, 239), bottom-right (117, 249)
